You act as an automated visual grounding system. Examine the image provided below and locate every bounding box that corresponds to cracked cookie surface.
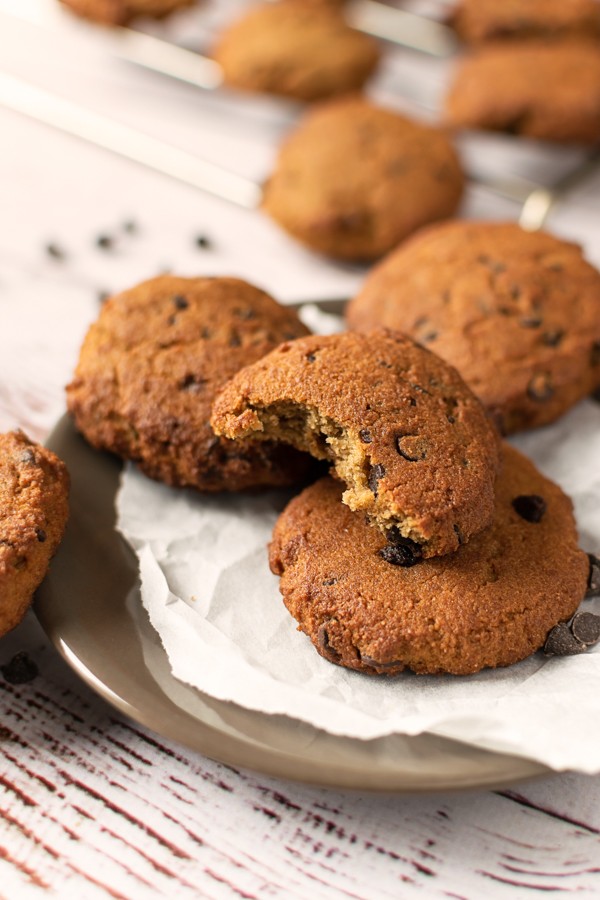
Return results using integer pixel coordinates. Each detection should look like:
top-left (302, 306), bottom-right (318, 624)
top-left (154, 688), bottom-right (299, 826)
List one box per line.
top-left (444, 39), bottom-right (600, 143)
top-left (262, 97), bottom-right (464, 260)
top-left (347, 221), bottom-right (600, 434)
top-left (67, 276), bottom-right (312, 492)
top-left (269, 445), bottom-right (588, 675)
top-left (0, 431), bottom-right (69, 638)
top-left (211, 1), bottom-right (380, 102)
top-left (211, 329), bottom-right (500, 557)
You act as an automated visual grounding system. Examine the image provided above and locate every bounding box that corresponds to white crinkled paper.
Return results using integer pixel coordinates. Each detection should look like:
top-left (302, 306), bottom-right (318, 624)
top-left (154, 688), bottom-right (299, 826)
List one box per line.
top-left (116, 391), bottom-right (600, 774)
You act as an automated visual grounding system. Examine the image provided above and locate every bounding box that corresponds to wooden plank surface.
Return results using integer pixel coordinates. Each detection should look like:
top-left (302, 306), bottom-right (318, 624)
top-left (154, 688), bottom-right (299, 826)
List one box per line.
top-left (2, 614), bottom-right (600, 897)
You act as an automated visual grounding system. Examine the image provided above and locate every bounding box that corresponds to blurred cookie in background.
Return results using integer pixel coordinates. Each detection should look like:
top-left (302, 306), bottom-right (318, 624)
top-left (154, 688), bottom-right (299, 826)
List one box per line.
top-left (211, 1), bottom-right (380, 102)
top-left (59, 0), bottom-right (196, 26)
top-left (444, 39), bottom-right (600, 143)
top-left (451, 0), bottom-right (600, 44)
top-left (263, 96), bottom-right (464, 260)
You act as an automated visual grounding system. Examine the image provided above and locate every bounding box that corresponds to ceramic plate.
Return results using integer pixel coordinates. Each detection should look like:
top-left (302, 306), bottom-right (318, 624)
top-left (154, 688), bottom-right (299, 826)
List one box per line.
top-left (34, 414), bottom-right (552, 793)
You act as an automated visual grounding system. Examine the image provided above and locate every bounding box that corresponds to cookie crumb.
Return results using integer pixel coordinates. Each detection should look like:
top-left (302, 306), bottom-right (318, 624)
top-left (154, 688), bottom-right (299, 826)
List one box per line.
top-left (45, 242), bottom-right (66, 261)
top-left (95, 234), bottom-right (114, 251)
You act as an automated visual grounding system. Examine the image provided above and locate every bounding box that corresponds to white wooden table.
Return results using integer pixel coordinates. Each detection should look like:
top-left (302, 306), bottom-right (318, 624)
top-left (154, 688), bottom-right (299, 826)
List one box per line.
top-left (1, 2), bottom-right (600, 896)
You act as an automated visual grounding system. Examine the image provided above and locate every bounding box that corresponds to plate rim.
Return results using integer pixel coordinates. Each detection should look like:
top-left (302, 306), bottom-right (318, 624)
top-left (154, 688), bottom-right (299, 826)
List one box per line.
top-left (36, 288), bottom-right (555, 793)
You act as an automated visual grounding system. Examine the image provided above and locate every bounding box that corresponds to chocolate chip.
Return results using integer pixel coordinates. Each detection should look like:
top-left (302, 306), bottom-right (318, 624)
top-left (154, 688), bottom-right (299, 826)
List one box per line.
top-left (379, 530), bottom-right (423, 567)
top-left (45, 242), bottom-right (66, 261)
top-left (18, 449), bottom-right (35, 465)
top-left (195, 235), bottom-right (211, 249)
top-left (586, 553), bottom-right (600, 597)
top-left (544, 622), bottom-right (586, 656)
top-left (591, 342), bottom-right (600, 366)
top-left (359, 429), bottom-right (372, 443)
top-left (512, 494), bottom-right (546, 523)
top-left (527, 373), bottom-right (554, 402)
top-left (447, 415), bottom-right (455, 424)
top-left (235, 307), bottom-right (256, 320)
top-left (179, 374), bottom-right (206, 392)
top-left (322, 578), bottom-right (337, 586)
top-left (542, 330), bottom-right (564, 347)
top-left (477, 255), bottom-right (506, 273)
top-left (520, 316), bottom-right (542, 328)
top-left (359, 654), bottom-right (403, 671)
top-left (396, 434), bottom-right (427, 462)
top-left (367, 463), bottom-right (386, 496)
top-left (306, 353), bottom-right (316, 363)
top-left (421, 331), bottom-right (438, 343)
top-left (173, 295), bottom-right (189, 310)
top-left (317, 624), bottom-right (340, 660)
top-left (95, 234), bottom-right (114, 250)
top-left (229, 331), bottom-right (241, 348)
top-left (0, 652), bottom-right (39, 684)
top-left (570, 612), bottom-right (600, 646)
top-left (35, 528), bottom-right (46, 543)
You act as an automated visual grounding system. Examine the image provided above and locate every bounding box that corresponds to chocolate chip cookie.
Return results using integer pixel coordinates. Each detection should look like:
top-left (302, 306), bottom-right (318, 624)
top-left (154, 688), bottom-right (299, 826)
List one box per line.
top-left (66, 276), bottom-right (312, 492)
top-left (444, 39), bottom-right (600, 143)
top-left (211, 329), bottom-right (500, 557)
top-left (60, 0), bottom-right (194, 25)
top-left (451, 0), bottom-right (600, 44)
top-left (0, 431), bottom-right (69, 638)
top-left (347, 221), bottom-right (600, 434)
top-left (269, 444), bottom-right (589, 675)
top-left (262, 97), bottom-right (464, 260)
top-left (211, 1), bottom-right (380, 102)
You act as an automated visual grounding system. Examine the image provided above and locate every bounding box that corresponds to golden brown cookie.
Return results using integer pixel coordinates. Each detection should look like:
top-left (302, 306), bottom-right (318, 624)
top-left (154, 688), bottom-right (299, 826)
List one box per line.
top-left (269, 445), bottom-right (589, 676)
top-left (451, 0), bottom-right (600, 44)
top-left (347, 221), bottom-right (600, 435)
top-left (211, 2), bottom-right (380, 102)
top-left (211, 329), bottom-right (500, 558)
top-left (262, 97), bottom-right (464, 260)
top-left (66, 276), bottom-right (312, 492)
top-left (444, 39), bottom-right (600, 143)
top-left (0, 431), bottom-right (69, 638)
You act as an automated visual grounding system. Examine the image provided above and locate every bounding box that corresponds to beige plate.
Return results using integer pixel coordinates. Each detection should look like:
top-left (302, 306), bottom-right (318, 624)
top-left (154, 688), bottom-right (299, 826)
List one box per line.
top-left (36, 415), bottom-right (551, 793)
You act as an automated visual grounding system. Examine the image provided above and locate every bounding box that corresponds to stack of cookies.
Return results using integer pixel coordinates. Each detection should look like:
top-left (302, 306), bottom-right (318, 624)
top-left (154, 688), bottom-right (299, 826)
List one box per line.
top-left (67, 255), bottom-right (600, 678)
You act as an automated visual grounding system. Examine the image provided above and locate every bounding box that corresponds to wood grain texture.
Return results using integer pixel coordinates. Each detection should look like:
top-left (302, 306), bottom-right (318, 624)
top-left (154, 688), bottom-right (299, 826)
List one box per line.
top-left (1, 614), bottom-right (600, 898)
